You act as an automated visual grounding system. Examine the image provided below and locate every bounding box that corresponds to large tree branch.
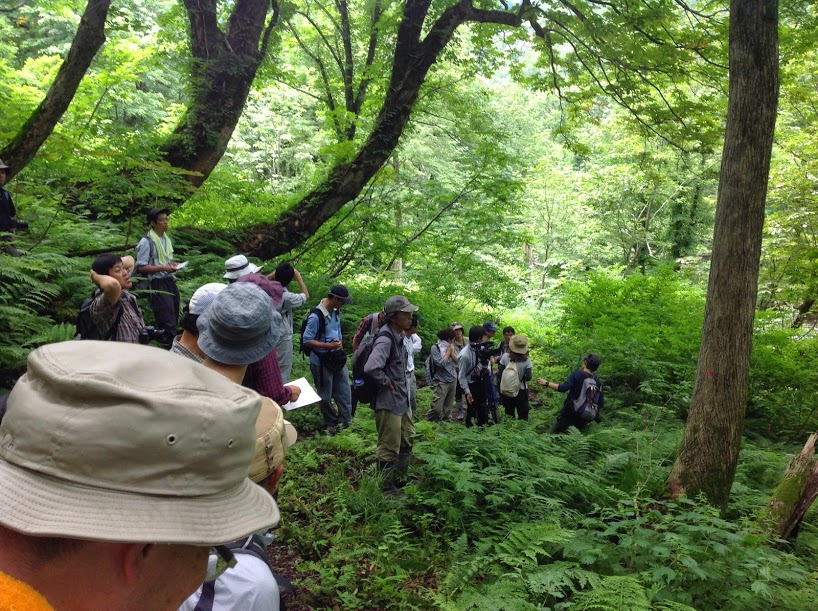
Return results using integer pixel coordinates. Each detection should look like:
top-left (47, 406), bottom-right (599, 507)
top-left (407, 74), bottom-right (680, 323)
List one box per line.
top-left (0, 0), bottom-right (112, 180)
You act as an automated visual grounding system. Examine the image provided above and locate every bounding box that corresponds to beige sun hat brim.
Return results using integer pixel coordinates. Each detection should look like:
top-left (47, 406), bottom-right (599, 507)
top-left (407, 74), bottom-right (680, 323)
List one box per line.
top-left (0, 459), bottom-right (279, 545)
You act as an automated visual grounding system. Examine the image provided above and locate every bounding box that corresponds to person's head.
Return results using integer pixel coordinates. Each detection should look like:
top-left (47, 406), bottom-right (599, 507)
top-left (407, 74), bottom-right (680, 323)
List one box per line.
top-left (223, 254), bottom-right (261, 281)
top-left (502, 326), bottom-right (515, 342)
top-left (584, 353), bottom-right (602, 372)
top-left (0, 159), bottom-right (9, 186)
top-left (274, 261), bottom-right (295, 287)
top-left (383, 295), bottom-right (419, 331)
top-left (92, 253), bottom-right (131, 290)
top-left (451, 322), bottom-right (464, 339)
top-left (483, 321), bottom-right (498, 338)
top-left (468, 325), bottom-right (487, 344)
top-left (437, 327), bottom-right (455, 342)
top-left (181, 283), bottom-right (227, 336)
top-left (0, 341), bottom-right (278, 609)
top-left (326, 284), bottom-right (353, 310)
top-left (508, 334), bottom-right (529, 361)
top-left (146, 207), bottom-right (170, 235)
top-left (197, 283), bottom-right (282, 367)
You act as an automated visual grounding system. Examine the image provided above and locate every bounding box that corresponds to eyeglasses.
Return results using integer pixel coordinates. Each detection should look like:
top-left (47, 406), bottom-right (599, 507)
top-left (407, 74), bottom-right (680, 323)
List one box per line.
top-left (205, 545), bottom-right (237, 582)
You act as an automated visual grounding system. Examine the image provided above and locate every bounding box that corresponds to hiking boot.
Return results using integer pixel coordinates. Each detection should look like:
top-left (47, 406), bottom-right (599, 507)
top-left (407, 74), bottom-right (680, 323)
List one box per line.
top-left (325, 425), bottom-right (338, 436)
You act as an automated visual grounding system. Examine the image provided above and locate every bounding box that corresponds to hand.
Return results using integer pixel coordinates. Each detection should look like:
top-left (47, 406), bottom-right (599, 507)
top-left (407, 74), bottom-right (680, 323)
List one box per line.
top-left (285, 384), bottom-right (302, 402)
top-left (293, 269), bottom-right (302, 279)
top-left (387, 381), bottom-right (396, 392)
top-left (327, 339), bottom-right (342, 350)
top-left (466, 393), bottom-right (474, 404)
top-left (537, 378), bottom-right (549, 387)
top-left (90, 270), bottom-right (101, 285)
top-left (165, 263), bottom-right (178, 272)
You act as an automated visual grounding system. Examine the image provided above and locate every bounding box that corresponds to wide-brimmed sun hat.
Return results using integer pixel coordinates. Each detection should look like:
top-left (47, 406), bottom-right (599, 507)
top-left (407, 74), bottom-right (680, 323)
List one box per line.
top-left (0, 341), bottom-right (279, 545)
top-left (223, 254), bottom-right (262, 280)
top-left (197, 283), bottom-right (281, 365)
top-left (250, 398), bottom-right (298, 483)
top-left (509, 334), bottom-right (530, 355)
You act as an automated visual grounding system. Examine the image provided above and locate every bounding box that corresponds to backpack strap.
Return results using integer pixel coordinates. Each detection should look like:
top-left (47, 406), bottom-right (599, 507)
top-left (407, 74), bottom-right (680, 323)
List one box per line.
top-left (369, 311), bottom-right (380, 335)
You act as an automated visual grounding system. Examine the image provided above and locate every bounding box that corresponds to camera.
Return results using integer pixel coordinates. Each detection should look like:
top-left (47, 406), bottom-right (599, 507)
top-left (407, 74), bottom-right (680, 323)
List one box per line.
top-left (472, 341), bottom-right (501, 365)
top-left (138, 325), bottom-right (172, 345)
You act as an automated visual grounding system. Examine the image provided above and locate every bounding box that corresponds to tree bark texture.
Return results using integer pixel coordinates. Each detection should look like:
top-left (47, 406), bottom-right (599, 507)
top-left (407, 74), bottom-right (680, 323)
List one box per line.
top-left (0, 0), bottom-right (112, 180)
top-left (242, 0), bottom-right (521, 259)
top-left (759, 433), bottom-right (818, 541)
top-left (667, 0), bottom-right (779, 508)
top-left (159, 0), bottom-right (277, 187)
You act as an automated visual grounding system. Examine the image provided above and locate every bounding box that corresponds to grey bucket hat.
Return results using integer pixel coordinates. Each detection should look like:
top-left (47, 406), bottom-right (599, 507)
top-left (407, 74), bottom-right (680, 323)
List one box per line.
top-left (197, 282), bottom-right (282, 365)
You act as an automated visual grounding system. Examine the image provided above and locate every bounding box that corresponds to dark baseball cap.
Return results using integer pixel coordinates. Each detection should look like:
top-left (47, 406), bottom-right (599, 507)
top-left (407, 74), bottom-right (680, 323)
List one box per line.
top-left (329, 284), bottom-right (353, 304)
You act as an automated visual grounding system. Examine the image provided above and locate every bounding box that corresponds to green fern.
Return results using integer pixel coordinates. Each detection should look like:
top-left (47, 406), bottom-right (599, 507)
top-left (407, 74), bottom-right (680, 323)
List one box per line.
top-left (572, 575), bottom-right (651, 610)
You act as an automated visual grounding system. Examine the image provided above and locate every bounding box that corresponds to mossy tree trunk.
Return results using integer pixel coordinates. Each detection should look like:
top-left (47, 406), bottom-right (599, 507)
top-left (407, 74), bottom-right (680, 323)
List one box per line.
top-left (0, 0), bottom-right (112, 180)
top-left (760, 433), bottom-right (818, 540)
top-left (159, 0), bottom-right (279, 187)
top-left (667, 0), bottom-right (779, 508)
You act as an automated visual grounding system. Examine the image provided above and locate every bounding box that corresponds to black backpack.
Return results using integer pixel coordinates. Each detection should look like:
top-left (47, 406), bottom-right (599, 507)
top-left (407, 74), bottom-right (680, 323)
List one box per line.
top-left (351, 328), bottom-right (397, 405)
top-left (75, 290), bottom-right (124, 340)
top-left (299, 307), bottom-right (326, 356)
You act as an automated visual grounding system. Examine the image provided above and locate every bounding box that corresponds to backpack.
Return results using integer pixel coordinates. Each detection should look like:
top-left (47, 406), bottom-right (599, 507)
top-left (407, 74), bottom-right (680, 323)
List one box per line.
top-left (351, 328), bottom-right (397, 405)
top-left (424, 344), bottom-right (439, 384)
top-left (131, 232), bottom-right (156, 292)
top-left (499, 361), bottom-right (521, 397)
top-left (75, 290), bottom-right (124, 340)
top-left (573, 374), bottom-right (602, 422)
top-left (299, 307), bottom-right (326, 356)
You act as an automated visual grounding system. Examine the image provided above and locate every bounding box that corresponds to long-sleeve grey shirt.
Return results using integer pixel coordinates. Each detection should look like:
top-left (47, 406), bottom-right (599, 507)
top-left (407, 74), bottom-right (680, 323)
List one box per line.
top-left (457, 344), bottom-right (478, 395)
top-left (363, 323), bottom-right (409, 414)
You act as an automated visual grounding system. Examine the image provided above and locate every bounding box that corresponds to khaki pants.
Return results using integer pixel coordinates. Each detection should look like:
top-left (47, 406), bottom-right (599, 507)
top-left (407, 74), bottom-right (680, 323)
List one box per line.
top-left (429, 379), bottom-right (456, 421)
top-left (374, 409), bottom-right (415, 462)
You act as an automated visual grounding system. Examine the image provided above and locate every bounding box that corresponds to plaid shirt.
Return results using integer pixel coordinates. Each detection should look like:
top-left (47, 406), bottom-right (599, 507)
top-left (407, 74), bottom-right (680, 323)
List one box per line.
top-left (352, 311), bottom-right (385, 351)
top-left (243, 350), bottom-right (293, 405)
top-left (90, 290), bottom-right (144, 343)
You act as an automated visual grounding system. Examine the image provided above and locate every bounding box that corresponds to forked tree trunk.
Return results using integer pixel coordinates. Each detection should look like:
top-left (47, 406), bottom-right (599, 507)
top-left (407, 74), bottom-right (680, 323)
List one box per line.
top-left (759, 433), bottom-right (818, 541)
top-left (667, 0), bottom-right (779, 508)
top-left (0, 0), bottom-right (112, 180)
top-left (241, 0), bottom-right (521, 259)
top-left (159, 0), bottom-right (278, 187)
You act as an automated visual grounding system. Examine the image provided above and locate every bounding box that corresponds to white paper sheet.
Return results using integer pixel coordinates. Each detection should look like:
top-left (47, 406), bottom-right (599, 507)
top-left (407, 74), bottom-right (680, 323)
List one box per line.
top-left (174, 261), bottom-right (189, 270)
top-left (282, 377), bottom-right (321, 410)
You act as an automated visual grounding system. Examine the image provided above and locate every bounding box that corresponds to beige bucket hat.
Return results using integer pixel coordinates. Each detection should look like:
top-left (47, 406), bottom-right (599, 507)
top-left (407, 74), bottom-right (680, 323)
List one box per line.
top-left (509, 334), bottom-right (530, 355)
top-left (250, 398), bottom-right (297, 483)
top-left (0, 341), bottom-right (280, 545)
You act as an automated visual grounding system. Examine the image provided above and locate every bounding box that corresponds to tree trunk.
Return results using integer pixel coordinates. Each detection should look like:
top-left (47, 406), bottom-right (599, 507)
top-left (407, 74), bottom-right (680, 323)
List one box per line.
top-left (242, 0), bottom-right (521, 259)
top-left (667, 0), bottom-right (778, 508)
top-left (0, 0), bottom-right (112, 180)
top-left (790, 298), bottom-right (815, 328)
top-left (759, 433), bottom-right (818, 541)
top-left (158, 0), bottom-right (278, 187)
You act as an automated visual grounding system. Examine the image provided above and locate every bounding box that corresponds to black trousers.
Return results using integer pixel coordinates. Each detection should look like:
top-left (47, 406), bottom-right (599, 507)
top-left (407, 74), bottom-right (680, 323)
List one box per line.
top-left (465, 380), bottom-right (490, 427)
top-left (502, 390), bottom-right (529, 420)
top-left (147, 276), bottom-right (179, 342)
top-left (550, 410), bottom-right (589, 434)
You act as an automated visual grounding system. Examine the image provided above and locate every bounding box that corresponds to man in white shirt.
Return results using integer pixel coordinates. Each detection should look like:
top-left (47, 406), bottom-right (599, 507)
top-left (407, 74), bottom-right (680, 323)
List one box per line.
top-left (403, 314), bottom-right (422, 419)
top-left (270, 261), bottom-right (310, 382)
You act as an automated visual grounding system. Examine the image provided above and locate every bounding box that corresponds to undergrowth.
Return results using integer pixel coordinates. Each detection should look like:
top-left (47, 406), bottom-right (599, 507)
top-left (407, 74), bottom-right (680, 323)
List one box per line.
top-left (274, 396), bottom-right (818, 610)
